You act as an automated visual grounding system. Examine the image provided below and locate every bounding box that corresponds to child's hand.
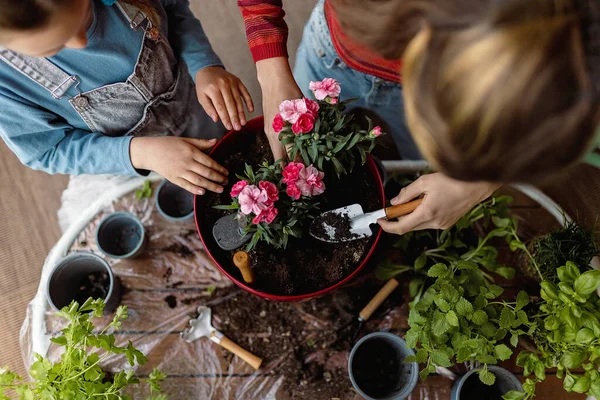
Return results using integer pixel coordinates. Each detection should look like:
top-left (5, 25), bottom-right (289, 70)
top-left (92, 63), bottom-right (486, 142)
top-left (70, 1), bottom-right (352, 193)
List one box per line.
top-left (195, 67), bottom-right (254, 131)
top-left (130, 136), bottom-right (228, 195)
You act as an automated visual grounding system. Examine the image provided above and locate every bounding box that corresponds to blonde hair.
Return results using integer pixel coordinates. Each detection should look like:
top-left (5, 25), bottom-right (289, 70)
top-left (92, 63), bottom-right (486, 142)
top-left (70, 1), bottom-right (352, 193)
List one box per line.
top-left (402, 0), bottom-right (599, 183)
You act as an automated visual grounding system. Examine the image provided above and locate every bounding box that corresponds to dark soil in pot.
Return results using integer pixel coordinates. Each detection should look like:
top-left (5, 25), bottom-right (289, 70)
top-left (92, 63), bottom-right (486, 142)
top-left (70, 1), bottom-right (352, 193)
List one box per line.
top-left (75, 271), bottom-right (111, 305)
top-left (199, 129), bottom-right (380, 296)
top-left (351, 339), bottom-right (410, 398)
top-left (459, 374), bottom-right (506, 400)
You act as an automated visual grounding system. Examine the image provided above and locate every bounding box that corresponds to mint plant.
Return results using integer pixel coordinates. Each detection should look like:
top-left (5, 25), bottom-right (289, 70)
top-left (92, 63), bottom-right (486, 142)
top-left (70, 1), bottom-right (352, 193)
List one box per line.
top-left (377, 195), bottom-right (523, 282)
top-left (506, 262), bottom-right (600, 399)
top-left (0, 298), bottom-right (166, 400)
top-left (404, 262), bottom-right (533, 384)
top-left (136, 180), bottom-right (153, 200)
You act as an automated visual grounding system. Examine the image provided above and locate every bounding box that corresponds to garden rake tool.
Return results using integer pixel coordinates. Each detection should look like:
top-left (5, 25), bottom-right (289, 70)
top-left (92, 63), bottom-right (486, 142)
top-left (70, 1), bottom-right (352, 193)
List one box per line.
top-left (181, 305), bottom-right (263, 369)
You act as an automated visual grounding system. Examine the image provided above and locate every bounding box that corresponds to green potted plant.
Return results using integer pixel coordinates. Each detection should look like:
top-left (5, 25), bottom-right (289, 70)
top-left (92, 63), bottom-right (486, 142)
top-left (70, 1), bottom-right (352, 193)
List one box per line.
top-left (0, 298), bottom-right (166, 400)
top-left (507, 262), bottom-right (600, 399)
top-left (379, 194), bottom-right (530, 397)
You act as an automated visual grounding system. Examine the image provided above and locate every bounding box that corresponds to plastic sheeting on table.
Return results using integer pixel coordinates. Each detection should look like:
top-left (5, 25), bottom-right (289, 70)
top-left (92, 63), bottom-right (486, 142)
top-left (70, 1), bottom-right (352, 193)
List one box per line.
top-left (21, 180), bottom-right (451, 399)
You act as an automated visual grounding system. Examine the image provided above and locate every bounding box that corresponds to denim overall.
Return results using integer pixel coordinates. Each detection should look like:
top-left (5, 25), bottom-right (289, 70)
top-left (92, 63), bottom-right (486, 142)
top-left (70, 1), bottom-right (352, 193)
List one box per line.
top-left (0, 1), bottom-right (223, 141)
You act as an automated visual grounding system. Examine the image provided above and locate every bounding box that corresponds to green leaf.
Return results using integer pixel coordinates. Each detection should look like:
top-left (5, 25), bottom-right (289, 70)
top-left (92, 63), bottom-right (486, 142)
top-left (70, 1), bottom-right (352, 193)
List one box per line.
top-left (533, 361), bottom-right (546, 381)
top-left (494, 344), bottom-right (512, 361)
top-left (405, 329), bottom-right (419, 348)
top-left (561, 350), bottom-right (587, 369)
top-left (508, 240), bottom-right (525, 252)
top-left (409, 279), bottom-right (423, 298)
top-left (434, 296), bottom-right (451, 312)
top-left (50, 336), bottom-right (68, 346)
top-left (574, 270), bottom-right (600, 295)
top-left (456, 297), bottom-right (473, 317)
top-left (563, 374), bottom-right (576, 391)
top-left (515, 291), bottom-right (529, 311)
top-left (576, 327), bottom-right (595, 344)
top-left (446, 311), bottom-right (459, 327)
top-left (457, 260), bottom-right (478, 270)
top-left (479, 369), bottom-right (496, 385)
top-left (486, 285), bottom-right (503, 299)
top-left (503, 390), bottom-right (526, 400)
top-left (492, 216), bottom-right (510, 228)
top-left (500, 308), bottom-right (515, 329)
top-left (415, 254), bottom-right (427, 270)
top-left (495, 267), bottom-right (516, 280)
top-left (431, 350), bottom-right (453, 367)
top-left (510, 334), bottom-right (519, 347)
top-left (415, 348), bottom-right (428, 363)
top-left (572, 375), bottom-right (591, 393)
top-left (428, 263), bottom-right (448, 278)
top-left (472, 310), bottom-right (488, 325)
top-left (432, 317), bottom-right (451, 336)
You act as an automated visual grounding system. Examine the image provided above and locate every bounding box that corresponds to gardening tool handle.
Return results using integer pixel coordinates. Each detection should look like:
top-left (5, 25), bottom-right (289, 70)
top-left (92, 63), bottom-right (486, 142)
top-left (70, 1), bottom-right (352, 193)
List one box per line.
top-left (233, 251), bottom-right (254, 284)
top-left (385, 198), bottom-right (423, 219)
top-left (219, 335), bottom-right (263, 370)
top-left (359, 278), bottom-right (400, 321)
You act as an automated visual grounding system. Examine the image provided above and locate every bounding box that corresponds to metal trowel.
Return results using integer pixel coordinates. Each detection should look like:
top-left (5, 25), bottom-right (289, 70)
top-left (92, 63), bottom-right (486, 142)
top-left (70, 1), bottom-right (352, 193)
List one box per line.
top-left (213, 214), bottom-right (251, 250)
top-left (181, 305), bottom-right (263, 369)
top-left (310, 198), bottom-right (423, 243)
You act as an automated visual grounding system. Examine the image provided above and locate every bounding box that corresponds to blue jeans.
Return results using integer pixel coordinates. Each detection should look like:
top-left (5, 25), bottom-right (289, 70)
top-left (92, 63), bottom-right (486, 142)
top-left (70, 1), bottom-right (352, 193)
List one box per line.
top-left (293, 0), bottom-right (421, 160)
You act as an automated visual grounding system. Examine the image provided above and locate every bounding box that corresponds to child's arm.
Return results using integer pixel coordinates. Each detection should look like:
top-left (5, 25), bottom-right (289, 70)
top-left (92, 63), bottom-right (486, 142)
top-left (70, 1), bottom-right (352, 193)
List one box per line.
top-left (160, 0), bottom-right (254, 131)
top-left (0, 93), bottom-right (229, 194)
top-left (0, 94), bottom-right (139, 176)
top-left (238, 0), bottom-right (302, 161)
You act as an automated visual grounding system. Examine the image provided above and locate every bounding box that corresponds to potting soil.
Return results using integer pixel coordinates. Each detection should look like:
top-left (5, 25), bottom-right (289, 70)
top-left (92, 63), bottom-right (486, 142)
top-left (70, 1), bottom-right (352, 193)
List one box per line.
top-left (200, 130), bottom-right (381, 296)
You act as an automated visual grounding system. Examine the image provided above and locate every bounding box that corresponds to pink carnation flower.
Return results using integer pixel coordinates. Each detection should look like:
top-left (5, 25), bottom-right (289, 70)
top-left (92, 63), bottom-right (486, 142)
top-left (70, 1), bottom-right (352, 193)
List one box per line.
top-left (252, 205), bottom-right (278, 224)
top-left (279, 99), bottom-right (308, 124)
top-left (292, 113), bottom-right (315, 135)
top-left (297, 165), bottom-right (326, 197)
top-left (259, 181), bottom-right (279, 205)
top-left (272, 114), bottom-right (285, 133)
top-left (230, 180), bottom-right (248, 197)
top-left (282, 162), bottom-right (304, 184)
top-left (370, 126), bottom-right (383, 137)
top-left (286, 183), bottom-right (302, 200)
top-left (309, 78), bottom-right (341, 101)
top-left (304, 98), bottom-right (320, 116)
top-left (238, 185), bottom-right (269, 216)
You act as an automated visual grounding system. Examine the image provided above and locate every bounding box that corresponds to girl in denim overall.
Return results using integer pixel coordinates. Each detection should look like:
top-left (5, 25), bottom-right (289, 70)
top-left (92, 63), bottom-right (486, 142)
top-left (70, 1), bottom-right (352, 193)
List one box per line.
top-left (0, 0), bottom-right (254, 195)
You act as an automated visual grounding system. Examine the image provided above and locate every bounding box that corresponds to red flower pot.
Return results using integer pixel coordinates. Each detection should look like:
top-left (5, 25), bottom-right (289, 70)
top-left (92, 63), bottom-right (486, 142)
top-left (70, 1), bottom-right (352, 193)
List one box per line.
top-left (194, 116), bottom-right (385, 301)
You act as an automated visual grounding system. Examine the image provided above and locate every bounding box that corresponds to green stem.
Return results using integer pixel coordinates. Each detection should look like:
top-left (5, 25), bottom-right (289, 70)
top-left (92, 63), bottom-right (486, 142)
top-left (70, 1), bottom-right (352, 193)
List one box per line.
top-left (59, 354), bottom-right (107, 384)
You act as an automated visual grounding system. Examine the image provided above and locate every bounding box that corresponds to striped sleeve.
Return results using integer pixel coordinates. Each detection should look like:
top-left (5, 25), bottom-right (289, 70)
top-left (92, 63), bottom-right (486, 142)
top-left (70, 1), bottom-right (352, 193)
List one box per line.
top-left (238, 0), bottom-right (288, 62)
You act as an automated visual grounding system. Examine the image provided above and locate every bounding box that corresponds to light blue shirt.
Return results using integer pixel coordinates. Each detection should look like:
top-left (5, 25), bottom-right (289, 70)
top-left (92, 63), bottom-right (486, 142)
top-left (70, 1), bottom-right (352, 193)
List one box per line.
top-left (0, 0), bottom-right (222, 175)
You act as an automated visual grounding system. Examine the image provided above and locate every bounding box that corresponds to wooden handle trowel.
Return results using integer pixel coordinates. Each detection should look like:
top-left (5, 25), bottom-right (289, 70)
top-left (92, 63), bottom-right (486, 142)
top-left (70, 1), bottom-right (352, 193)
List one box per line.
top-left (310, 198), bottom-right (423, 243)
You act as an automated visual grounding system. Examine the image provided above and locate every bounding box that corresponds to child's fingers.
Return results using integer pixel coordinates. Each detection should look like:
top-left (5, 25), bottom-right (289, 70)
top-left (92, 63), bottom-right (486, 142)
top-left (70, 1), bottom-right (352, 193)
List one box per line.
top-left (221, 87), bottom-right (242, 131)
top-left (189, 162), bottom-right (228, 185)
top-left (198, 94), bottom-right (219, 123)
top-left (238, 82), bottom-right (254, 113)
top-left (192, 151), bottom-right (229, 177)
top-left (183, 172), bottom-right (224, 194)
top-left (230, 84), bottom-right (247, 126)
top-left (210, 92), bottom-right (233, 131)
top-left (174, 177), bottom-right (205, 196)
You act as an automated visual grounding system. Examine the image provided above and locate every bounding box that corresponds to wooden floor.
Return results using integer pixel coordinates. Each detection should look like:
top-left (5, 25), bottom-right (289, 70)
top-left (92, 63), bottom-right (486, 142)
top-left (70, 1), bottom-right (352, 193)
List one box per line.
top-left (1, 2), bottom-right (599, 398)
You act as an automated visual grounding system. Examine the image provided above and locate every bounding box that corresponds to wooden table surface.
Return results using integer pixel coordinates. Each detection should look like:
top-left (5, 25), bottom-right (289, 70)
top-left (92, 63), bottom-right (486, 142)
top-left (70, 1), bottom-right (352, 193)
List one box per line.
top-left (41, 184), bottom-right (585, 399)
